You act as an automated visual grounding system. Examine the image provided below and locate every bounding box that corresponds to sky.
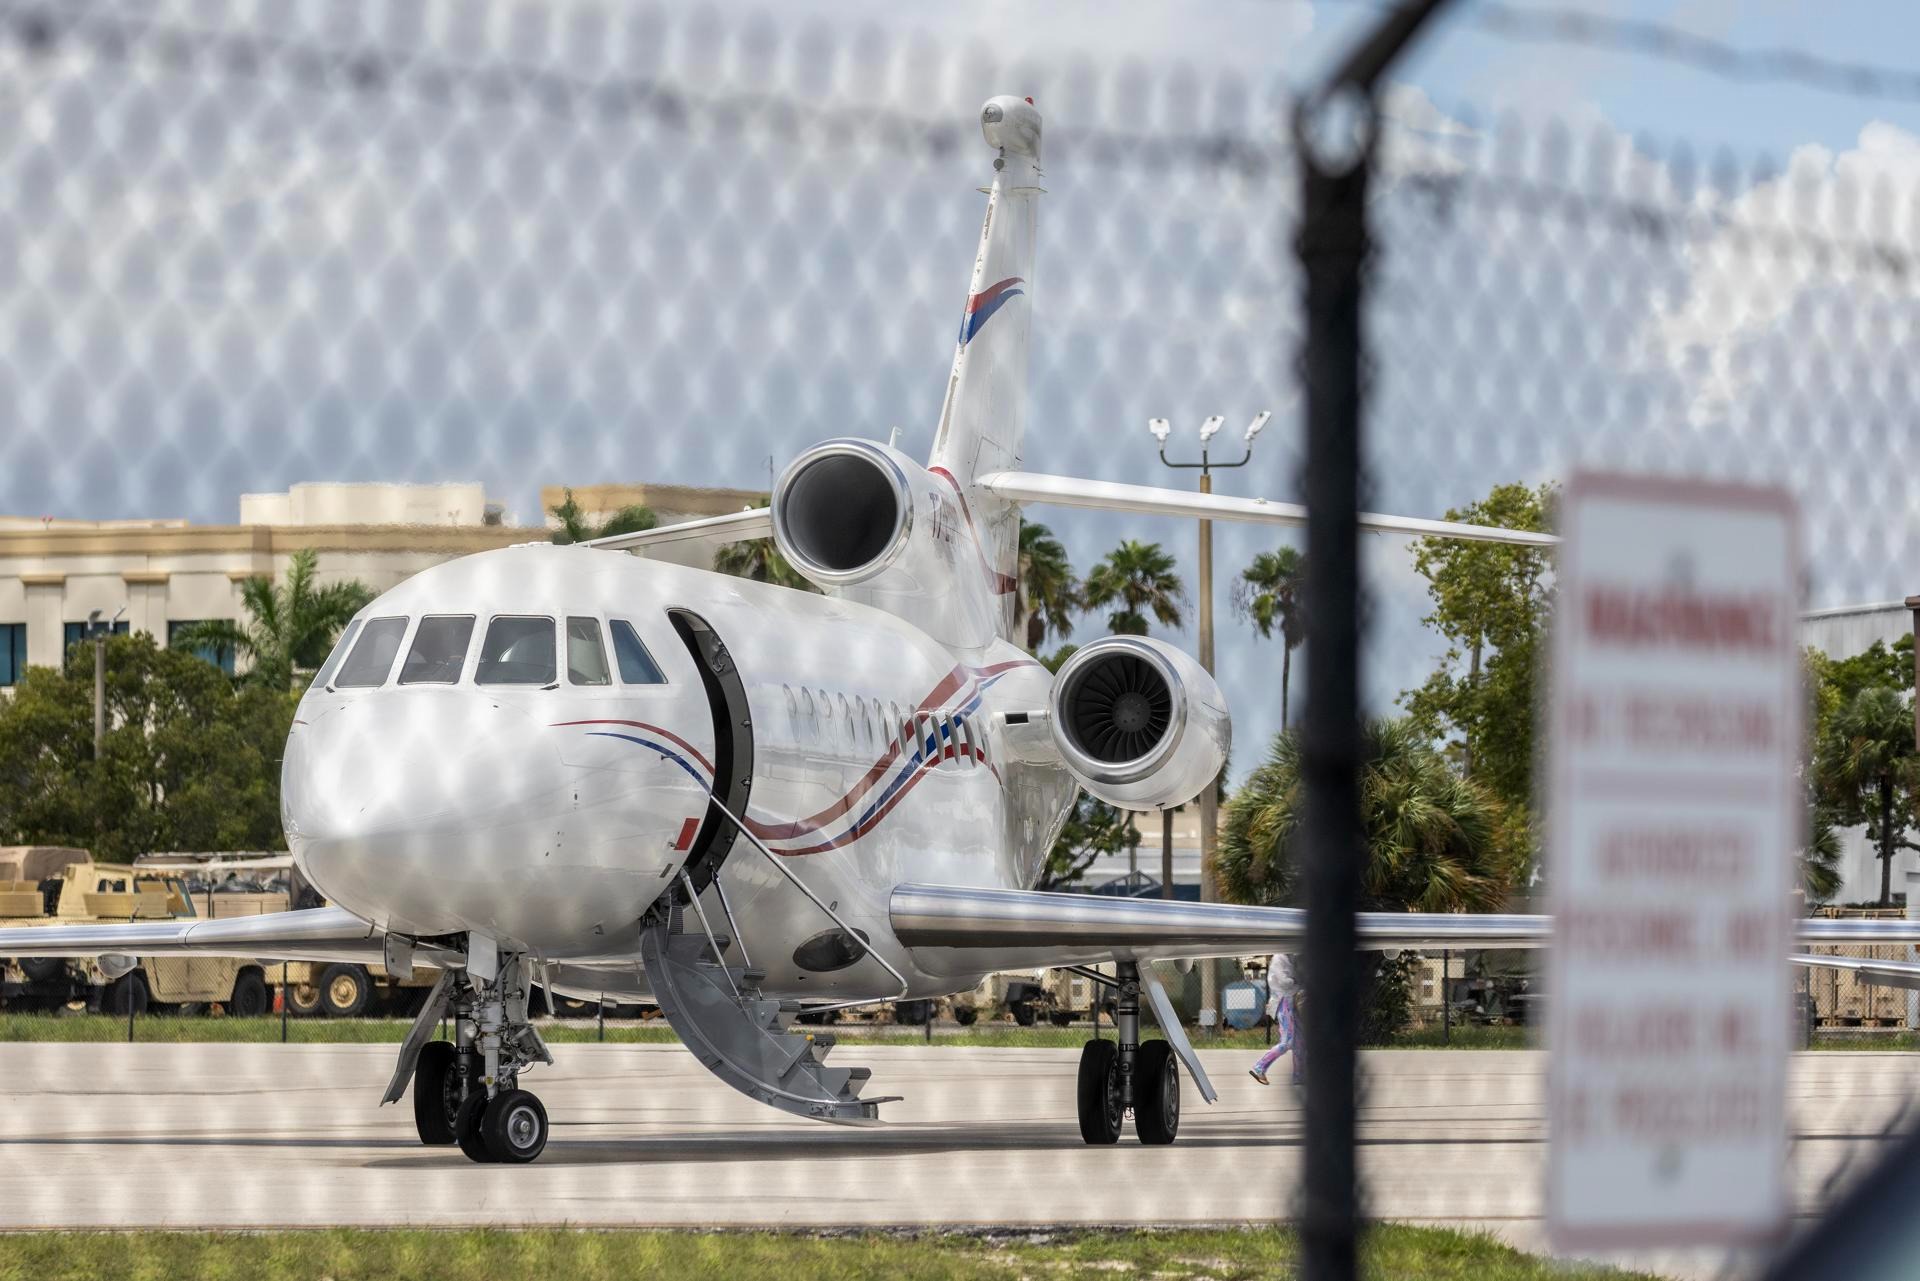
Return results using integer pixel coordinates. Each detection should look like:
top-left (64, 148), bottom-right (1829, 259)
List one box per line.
top-left (3, 0), bottom-right (1919, 781)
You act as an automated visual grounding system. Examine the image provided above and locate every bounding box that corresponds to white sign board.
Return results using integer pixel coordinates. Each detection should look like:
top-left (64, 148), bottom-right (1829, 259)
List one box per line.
top-left (1547, 472), bottom-right (1800, 1250)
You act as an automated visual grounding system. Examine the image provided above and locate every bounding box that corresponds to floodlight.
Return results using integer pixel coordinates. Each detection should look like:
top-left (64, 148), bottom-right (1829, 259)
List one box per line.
top-left (1244, 410), bottom-right (1271, 443)
top-left (1148, 417), bottom-right (1171, 443)
top-left (1197, 415), bottom-right (1225, 443)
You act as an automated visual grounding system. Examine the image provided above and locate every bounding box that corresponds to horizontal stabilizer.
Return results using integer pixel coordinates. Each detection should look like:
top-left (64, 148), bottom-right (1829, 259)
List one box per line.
top-left (0, 905), bottom-right (433, 968)
top-left (975, 471), bottom-right (1560, 548)
top-left (585, 506), bottom-right (773, 552)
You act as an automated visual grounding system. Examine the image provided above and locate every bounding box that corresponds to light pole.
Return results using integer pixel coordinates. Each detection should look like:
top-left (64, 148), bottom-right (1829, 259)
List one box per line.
top-left (88, 606), bottom-right (125, 761)
top-left (1149, 412), bottom-right (1269, 1030)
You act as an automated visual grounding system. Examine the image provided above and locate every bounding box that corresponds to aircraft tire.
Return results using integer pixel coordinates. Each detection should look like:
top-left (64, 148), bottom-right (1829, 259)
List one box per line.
top-left (1076, 1039), bottom-right (1123, 1145)
top-left (480, 1089), bottom-right (549, 1164)
top-left (412, 1041), bottom-right (460, 1146)
top-left (454, 1093), bottom-right (491, 1163)
top-left (1134, 1041), bottom-right (1180, 1145)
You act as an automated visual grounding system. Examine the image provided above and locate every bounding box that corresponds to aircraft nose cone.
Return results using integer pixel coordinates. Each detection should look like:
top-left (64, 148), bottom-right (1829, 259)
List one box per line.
top-left (284, 692), bottom-right (566, 932)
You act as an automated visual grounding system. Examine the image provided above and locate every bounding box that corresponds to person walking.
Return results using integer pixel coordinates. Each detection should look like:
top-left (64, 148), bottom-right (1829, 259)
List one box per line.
top-left (1249, 953), bottom-right (1303, 1087)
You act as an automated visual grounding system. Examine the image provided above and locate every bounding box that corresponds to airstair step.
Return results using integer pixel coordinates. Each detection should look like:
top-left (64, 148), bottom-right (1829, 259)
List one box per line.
top-left (639, 920), bottom-right (890, 1127)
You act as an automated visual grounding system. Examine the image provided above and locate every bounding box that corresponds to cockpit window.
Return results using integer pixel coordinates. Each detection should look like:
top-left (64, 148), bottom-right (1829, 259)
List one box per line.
top-left (400, 615), bottom-right (476, 685)
top-left (609, 619), bottom-right (667, 685)
top-left (312, 619), bottom-right (362, 689)
top-left (475, 616), bottom-right (556, 686)
top-left (566, 617), bottom-right (611, 686)
top-left (333, 617), bottom-right (408, 688)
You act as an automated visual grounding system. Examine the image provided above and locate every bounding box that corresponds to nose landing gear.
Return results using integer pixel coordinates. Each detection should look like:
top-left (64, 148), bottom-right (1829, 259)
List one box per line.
top-left (401, 943), bottom-right (555, 1162)
top-left (1074, 962), bottom-right (1181, 1145)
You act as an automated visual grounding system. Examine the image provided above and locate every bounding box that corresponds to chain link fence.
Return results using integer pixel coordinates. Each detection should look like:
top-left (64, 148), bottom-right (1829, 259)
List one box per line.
top-left (3, 0), bottom-right (1920, 1274)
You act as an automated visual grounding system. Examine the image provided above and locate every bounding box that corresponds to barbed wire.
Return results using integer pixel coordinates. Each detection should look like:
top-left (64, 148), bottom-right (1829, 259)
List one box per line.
top-left (1318, 0), bottom-right (1920, 109)
top-left (0, 1), bottom-right (1290, 177)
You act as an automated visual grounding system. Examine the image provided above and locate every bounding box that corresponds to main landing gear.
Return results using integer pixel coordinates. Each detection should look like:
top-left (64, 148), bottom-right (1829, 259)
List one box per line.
top-left (1076, 962), bottom-right (1179, 1145)
top-left (407, 945), bottom-right (554, 1163)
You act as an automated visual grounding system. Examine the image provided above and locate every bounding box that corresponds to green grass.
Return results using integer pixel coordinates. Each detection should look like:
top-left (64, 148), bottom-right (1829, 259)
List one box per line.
top-left (1387, 1024), bottom-right (1535, 1050)
top-left (0, 1225), bottom-right (1659, 1281)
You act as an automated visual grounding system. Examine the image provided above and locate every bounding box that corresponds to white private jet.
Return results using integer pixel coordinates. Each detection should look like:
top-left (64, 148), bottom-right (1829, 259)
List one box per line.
top-left (3, 97), bottom-right (1912, 1163)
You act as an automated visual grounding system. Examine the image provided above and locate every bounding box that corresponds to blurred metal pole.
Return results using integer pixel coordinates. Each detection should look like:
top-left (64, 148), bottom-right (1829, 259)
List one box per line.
top-left (1294, 5), bottom-right (1453, 1278)
top-left (1197, 471), bottom-right (1218, 1022)
top-left (281, 961), bottom-right (290, 1043)
top-left (1161, 810), bottom-right (1174, 899)
top-left (1442, 950), bottom-right (1450, 1045)
top-left (92, 634), bottom-right (106, 760)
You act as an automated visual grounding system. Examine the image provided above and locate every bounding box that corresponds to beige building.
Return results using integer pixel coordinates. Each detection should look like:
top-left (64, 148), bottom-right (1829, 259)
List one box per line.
top-left (0, 481), bottom-right (763, 685)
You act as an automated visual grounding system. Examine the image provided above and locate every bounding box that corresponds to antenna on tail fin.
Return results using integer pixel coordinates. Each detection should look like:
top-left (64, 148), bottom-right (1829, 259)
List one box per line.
top-left (928, 96), bottom-right (1043, 642)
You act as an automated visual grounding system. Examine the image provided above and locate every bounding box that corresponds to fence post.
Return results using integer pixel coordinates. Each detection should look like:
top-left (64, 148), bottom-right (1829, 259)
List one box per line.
top-left (1294, 5), bottom-right (1454, 1278)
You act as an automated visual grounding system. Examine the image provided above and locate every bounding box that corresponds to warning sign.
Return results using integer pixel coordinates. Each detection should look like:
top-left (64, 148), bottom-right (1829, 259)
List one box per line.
top-left (1546, 472), bottom-right (1800, 1249)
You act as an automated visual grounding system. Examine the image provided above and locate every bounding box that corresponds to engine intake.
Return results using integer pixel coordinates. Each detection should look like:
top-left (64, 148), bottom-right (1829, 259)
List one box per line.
top-left (1050, 636), bottom-right (1230, 811)
top-left (771, 442), bottom-right (913, 586)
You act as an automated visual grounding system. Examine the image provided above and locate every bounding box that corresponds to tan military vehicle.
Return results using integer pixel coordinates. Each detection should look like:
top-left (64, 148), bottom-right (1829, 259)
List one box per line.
top-left (0, 847), bottom-right (91, 1009)
top-left (139, 854), bottom-right (439, 1017)
top-left (49, 863), bottom-right (281, 1015)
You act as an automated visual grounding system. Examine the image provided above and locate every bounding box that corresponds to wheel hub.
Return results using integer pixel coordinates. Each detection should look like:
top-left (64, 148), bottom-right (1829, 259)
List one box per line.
top-left (507, 1104), bottom-right (540, 1149)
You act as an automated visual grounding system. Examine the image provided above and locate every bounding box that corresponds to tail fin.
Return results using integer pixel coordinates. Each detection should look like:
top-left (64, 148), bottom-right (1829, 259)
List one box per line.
top-left (929, 95), bottom-right (1042, 642)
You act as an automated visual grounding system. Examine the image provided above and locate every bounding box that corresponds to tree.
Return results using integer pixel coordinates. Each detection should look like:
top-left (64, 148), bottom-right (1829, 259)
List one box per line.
top-left (1217, 720), bottom-right (1519, 1042)
top-left (1399, 482), bottom-right (1554, 811)
top-left (1017, 521), bottom-right (1079, 653)
top-left (1803, 806), bottom-right (1843, 906)
top-left (547, 488), bottom-right (657, 545)
top-left (1081, 540), bottom-right (1186, 636)
top-left (1233, 546), bottom-right (1306, 727)
top-left (1807, 636), bottom-right (1914, 743)
top-left (712, 498), bottom-right (819, 593)
top-left (1218, 719), bottom-right (1516, 914)
top-left (1814, 685), bottom-right (1919, 906)
top-left (169, 549), bottom-right (373, 690)
top-left (1037, 793), bottom-right (1141, 891)
top-left (0, 634), bottom-right (294, 861)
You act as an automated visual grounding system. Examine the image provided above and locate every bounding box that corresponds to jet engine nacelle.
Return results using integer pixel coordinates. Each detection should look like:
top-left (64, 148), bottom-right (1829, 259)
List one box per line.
top-left (1049, 635), bottom-right (1231, 811)
top-left (771, 439), bottom-right (1000, 648)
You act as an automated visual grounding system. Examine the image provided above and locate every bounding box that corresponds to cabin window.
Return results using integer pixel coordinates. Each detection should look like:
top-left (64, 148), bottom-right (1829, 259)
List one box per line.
top-left (333, 617), bottom-right (408, 688)
top-left (895, 706), bottom-right (912, 758)
top-left (566, 617), bottom-right (612, 686)
top-left (609, 619), bottom-right (667, 685)
top-left (399, 615), bottom-right (475, 685)
top-left (955, 715), bottom-right (974, 768)
top-left (475, 616), bottom-right (556, 686)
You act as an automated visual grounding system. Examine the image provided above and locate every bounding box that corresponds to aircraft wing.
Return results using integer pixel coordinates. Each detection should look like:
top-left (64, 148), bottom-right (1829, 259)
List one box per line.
top-left (891, 884), bottom-right (1920, 973)
top-left (974, 471), bottom-right (1560, 548)
top-left (1792, 952), bottom-right (1920, 992)
top-left (0, 906), bottom-right (425, 967)
top-left (584, 506), bottom-right (773, 552)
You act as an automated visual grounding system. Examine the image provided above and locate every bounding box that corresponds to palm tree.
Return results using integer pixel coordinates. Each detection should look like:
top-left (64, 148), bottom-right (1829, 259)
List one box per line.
top-left (548, 489), bottom-right (657, 545)
top-left (169, 549), bottom-right (374, 690)
top-left (1803, 808), bottom-right (1842, 906)
top-left (712, 499), bottom-right (818, 593)
top-left (1017, 521), bottom-right (1079, 653)
top-left (1217, 719), bottom-right (1514, 914)
top-left (1081, 540), bottom-right (1187, 636)
top-left (1815, 685), bottom-right (1919, 906)
top-left (1234, 547), bottom-right (1306, 727)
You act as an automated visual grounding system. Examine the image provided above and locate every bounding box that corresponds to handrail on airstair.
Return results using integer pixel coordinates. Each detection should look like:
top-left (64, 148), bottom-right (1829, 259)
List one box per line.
top-left (700, 792), bottom-right (912, 1013)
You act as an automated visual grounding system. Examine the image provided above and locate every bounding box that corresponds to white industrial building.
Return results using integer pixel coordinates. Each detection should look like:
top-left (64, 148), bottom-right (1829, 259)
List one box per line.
top-left (0, 481), bottom-right (758, 685)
